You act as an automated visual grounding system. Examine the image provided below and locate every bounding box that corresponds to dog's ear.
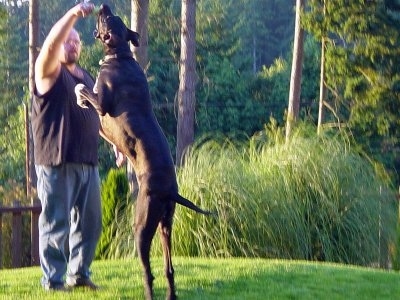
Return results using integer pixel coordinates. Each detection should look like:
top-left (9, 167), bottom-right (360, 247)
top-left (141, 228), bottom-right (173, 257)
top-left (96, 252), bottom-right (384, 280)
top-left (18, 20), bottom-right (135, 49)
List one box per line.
top-left (127, 29), bottom-right (140, 47)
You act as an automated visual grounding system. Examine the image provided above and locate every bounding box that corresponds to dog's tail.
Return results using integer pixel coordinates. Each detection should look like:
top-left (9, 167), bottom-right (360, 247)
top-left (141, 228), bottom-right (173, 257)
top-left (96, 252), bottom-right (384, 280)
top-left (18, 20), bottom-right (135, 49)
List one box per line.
top-left (174, 194), bottom-right (215, 216)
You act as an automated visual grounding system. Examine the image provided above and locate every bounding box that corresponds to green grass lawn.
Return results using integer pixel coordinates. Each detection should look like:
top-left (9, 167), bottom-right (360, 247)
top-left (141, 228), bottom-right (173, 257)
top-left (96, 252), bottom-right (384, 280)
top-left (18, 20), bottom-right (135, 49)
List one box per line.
top-left (0, 257), bottom-right (398, 299)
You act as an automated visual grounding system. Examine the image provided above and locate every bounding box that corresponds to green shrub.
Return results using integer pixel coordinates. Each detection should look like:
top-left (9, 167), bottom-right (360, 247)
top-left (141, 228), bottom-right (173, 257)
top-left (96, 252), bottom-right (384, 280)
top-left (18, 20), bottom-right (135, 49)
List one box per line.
top-left (393, 214), bottom-right (400, 270)
top-left (96, 168), bottom-right (130, 259)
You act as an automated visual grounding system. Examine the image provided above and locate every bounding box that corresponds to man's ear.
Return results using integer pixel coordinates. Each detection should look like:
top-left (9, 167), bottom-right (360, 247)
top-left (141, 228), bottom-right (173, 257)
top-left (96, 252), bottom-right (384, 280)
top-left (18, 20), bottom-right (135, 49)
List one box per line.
top-left (127, 29), bottom-right (140, 47)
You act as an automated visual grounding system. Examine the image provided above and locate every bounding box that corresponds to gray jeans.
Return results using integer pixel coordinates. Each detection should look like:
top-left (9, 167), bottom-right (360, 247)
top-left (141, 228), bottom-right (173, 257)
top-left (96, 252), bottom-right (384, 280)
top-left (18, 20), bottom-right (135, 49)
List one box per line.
top-left (35, 163), bottom-right (102, 288)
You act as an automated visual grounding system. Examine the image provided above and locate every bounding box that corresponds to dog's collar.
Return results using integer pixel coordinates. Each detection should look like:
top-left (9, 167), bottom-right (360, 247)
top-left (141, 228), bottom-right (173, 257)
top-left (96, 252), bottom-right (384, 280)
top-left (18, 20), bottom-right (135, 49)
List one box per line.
top-left (99, 52), bottom-right (133, 65)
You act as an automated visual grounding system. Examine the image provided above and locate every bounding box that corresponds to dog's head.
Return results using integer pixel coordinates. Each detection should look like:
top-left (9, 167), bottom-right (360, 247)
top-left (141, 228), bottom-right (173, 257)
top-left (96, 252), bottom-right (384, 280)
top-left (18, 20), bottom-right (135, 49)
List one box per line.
top-left (93, 4), bottom-right (140, 54)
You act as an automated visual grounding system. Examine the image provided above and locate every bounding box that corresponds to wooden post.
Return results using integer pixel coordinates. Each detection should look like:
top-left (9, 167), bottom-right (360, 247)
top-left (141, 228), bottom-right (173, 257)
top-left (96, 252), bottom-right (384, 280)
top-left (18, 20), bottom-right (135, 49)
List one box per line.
top-left (11, 200), bottom-right (22, 268)
top-left (31, 198), bottom-right (40, 265)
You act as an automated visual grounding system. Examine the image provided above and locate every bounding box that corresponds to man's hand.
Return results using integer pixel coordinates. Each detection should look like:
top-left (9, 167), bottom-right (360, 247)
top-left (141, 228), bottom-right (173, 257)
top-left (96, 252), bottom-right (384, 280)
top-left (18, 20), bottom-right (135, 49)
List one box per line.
top-left (72, 1), bottom-right (95, 18)
top-left (75, 84), bottom-right (89, 108)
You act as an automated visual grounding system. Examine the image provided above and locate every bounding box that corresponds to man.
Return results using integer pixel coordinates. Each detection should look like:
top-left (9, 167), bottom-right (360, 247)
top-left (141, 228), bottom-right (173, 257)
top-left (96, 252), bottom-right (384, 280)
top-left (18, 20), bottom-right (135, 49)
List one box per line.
top-left (32, 2), bottom-right (101, 291)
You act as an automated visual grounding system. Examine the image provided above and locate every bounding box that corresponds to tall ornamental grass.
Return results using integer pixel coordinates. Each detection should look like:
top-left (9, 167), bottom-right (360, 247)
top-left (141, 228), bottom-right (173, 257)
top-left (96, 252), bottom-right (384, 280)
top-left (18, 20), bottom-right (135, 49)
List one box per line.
top-left (110, 125), bottom-right (397, 267)
top-left (165, 127), bottom-right (396, 266)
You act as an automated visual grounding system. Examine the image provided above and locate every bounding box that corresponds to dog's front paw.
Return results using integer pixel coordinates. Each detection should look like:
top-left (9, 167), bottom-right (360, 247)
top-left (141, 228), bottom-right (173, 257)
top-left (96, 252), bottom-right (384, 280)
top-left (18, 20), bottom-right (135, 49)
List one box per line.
top-left (93, 77), bottom-right (99, 94)
top-left (75, 83), bottom-right (89, 108)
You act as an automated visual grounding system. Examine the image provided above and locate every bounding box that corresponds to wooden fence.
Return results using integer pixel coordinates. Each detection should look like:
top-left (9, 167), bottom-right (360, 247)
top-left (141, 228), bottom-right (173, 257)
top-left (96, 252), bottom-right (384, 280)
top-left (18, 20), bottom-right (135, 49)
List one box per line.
top-left (0, 199), bottom-right (41, 268)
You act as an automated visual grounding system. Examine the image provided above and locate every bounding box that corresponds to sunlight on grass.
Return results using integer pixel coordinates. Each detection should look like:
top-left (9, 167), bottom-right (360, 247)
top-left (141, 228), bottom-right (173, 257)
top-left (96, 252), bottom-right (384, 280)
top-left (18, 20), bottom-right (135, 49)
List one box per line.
top-left (0, 258), bottom-right (398, 299)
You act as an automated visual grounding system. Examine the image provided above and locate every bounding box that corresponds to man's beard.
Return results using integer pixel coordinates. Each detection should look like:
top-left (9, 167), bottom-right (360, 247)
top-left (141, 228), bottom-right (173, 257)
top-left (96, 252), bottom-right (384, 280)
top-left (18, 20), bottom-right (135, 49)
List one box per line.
top-left (65, 52), bottom-right (78, 64)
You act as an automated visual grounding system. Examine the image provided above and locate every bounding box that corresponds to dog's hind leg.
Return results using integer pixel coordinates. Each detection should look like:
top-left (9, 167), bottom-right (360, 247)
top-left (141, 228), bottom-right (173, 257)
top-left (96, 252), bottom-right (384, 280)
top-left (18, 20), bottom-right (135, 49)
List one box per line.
top-left (135, 192), bottom-right (164, 300)
top-left (158, 201), bottom-right (177, 300)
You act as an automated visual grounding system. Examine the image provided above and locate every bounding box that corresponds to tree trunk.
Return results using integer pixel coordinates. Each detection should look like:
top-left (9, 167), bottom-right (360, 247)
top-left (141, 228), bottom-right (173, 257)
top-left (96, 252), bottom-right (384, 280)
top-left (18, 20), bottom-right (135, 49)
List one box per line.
top-left (128, 0), bottom-right (149, 196)
top-left (28, 0), bottom-right (39, 197)
top-left (176, 0), bottom-right (197, 166)
top-left (131, 0), bottom-right (149, 70)
top-left (285, 0), bottom-right (305, 142)
top-left (317, 1), bottom-right (326, 135)
top-left (317, 37), bottom-right (326, 135)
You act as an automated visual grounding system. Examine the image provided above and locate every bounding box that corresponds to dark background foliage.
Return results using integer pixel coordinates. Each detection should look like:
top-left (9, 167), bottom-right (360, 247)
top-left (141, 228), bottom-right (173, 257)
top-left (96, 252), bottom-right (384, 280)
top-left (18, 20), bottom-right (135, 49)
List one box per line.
top-left (1, 0), bottom-right (400, 192)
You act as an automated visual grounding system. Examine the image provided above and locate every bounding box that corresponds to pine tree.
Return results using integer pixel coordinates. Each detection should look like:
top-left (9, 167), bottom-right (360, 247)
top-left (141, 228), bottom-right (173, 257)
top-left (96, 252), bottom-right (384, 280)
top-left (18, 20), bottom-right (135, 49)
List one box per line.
top-left (304, 0), bottom-right (400, 178)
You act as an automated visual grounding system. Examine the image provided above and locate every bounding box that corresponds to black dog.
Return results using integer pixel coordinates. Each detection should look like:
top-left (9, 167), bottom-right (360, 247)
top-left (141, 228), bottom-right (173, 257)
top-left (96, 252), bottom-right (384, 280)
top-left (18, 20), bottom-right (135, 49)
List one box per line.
top-left (75, 4), bottom-right (211, 300)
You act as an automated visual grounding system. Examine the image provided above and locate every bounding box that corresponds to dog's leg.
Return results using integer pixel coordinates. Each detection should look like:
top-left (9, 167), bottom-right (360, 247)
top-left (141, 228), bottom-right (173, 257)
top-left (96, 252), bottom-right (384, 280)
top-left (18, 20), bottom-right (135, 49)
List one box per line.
top-left (135, 191), bottom-right (165, 300)
top-left (158, 201), bottom-right (177, 300)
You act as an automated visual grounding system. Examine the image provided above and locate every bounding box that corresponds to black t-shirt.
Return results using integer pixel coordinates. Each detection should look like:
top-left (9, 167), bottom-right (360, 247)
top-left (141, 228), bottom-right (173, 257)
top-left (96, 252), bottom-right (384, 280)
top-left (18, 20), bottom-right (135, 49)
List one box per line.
top-left (32, 65), bottom-right (100, 166)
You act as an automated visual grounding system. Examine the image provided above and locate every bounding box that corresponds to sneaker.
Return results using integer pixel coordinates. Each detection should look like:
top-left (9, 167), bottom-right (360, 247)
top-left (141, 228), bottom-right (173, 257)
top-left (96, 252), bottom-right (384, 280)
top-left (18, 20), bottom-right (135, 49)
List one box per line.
top-left (66, 277), bottom-right (99, 290)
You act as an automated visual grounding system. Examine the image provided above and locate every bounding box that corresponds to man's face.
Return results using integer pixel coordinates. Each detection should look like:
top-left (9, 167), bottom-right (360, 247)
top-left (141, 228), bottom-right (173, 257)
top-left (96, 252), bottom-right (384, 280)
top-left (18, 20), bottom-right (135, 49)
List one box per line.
top-left (61, 30), bottom-right (81, 64)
